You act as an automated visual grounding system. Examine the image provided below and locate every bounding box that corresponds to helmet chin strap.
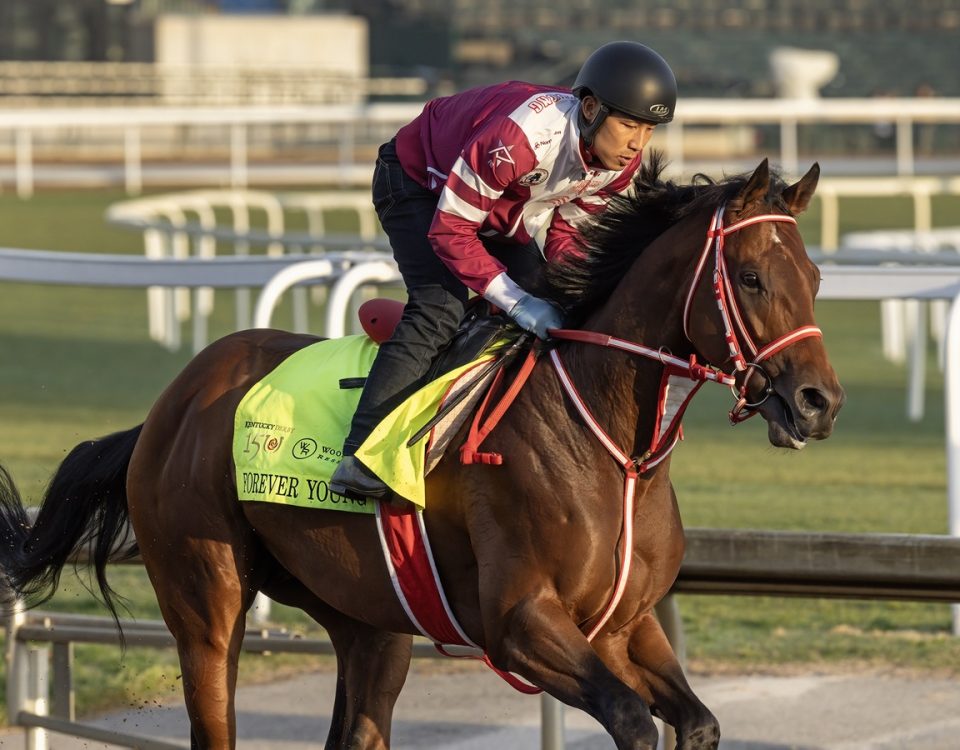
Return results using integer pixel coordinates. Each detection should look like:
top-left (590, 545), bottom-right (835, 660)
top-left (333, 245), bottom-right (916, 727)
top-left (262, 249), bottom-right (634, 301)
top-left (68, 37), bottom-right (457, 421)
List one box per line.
top-left (577, 102), bottom-right (609, 148)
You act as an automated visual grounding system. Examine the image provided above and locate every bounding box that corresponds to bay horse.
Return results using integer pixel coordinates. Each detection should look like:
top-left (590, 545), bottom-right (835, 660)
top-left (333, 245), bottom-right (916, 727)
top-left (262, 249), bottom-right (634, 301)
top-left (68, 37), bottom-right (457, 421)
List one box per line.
top-left (0, 156), bottom-right (843, 750)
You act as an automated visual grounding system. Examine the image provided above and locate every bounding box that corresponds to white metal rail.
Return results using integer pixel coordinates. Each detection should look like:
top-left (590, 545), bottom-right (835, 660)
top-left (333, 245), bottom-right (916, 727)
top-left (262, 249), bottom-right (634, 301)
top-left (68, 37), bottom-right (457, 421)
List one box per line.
top-left (1, 97), bottom-right (958, 196)
top-left (0, 247), bottom-right (398, 347)
top-left (105, 190), bottom-right (390, 353)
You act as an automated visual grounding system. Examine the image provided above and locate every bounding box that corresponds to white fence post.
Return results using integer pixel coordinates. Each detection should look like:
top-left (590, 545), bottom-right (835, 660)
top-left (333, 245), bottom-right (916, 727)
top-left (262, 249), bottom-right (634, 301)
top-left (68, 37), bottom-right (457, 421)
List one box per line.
top-left (124, 127), bottom-right (142, 196)
top-left (818, 188), bottom-right (840, 252)
top-left (780, 117), bottom-right (798, 176)
top-left (230, 123), bottom-right (248, 189)
top-left (664, 122), bottom-right (684, 179)
top-left (5, 598), bottom-right (27, 728)
top-left (945, 289), bottom-right (960, 635)
top-left (896, 117), bottom-right (914, 177)
top-left (25, 647), bottom-right (50, 750)
top-left (655, 596), bottom-right (685, 750)
top-left (51, 642), bottom-right (75, 721)
top-left (905, 300), bottom-right (927, 421)
top-left (15, 128), bottom-right (33, 199)
top-left (540, 694), bottom-right (564, 750)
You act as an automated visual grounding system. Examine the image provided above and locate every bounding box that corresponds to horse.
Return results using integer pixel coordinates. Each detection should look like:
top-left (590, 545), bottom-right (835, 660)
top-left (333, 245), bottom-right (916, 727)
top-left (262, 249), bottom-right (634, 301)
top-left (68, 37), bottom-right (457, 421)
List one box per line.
top-left (0, 155), bottom-right (843, 750)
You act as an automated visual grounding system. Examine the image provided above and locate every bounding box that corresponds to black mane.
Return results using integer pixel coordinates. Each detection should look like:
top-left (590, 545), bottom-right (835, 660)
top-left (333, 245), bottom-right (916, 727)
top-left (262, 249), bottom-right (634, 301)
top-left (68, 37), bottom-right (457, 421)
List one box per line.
top-left (543, 152), bottom-right (788, 321)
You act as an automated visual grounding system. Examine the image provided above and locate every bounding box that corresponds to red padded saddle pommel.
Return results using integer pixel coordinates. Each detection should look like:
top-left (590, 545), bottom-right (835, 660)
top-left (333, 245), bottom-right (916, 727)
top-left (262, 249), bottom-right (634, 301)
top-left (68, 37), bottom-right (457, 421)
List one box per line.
top-left (358, 298), bottom-right (405, 343)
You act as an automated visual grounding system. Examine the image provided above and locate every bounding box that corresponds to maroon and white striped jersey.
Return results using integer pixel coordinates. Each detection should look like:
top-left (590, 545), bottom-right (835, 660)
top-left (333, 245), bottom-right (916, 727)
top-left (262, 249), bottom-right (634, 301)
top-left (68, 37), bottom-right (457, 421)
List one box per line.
top-left (395, 81), bottom-right (642, 304)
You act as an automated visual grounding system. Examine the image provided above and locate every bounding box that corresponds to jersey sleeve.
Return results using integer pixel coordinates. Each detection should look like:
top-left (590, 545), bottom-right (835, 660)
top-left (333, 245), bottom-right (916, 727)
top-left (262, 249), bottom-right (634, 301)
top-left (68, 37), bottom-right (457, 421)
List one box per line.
top-left (428, 118), bottom-right (537, 294)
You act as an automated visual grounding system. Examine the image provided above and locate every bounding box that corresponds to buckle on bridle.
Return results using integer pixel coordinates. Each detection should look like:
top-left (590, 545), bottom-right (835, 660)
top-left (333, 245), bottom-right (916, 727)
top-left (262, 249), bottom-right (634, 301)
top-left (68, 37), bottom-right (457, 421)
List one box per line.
top-left (732, 361), bottom-right (775, 410)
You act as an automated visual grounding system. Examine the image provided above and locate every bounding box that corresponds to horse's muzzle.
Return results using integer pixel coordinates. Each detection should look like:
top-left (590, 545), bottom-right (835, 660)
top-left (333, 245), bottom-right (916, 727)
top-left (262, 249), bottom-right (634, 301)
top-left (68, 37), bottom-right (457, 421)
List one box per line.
top-left (761, 379), bottom-right (845, 449)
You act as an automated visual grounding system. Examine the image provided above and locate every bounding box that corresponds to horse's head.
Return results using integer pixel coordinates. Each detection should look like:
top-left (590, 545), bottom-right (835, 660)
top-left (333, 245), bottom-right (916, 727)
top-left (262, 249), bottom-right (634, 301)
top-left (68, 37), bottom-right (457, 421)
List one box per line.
top-left (685, 159), bottom-right (844, 448)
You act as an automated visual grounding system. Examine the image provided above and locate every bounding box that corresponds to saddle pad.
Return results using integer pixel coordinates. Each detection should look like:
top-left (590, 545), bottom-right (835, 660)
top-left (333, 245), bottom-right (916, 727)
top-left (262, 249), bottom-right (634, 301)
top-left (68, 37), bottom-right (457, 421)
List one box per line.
top-left (233, 335), bottom-right (380, 514)
top-left (233, 335), bottom-right (502, 512)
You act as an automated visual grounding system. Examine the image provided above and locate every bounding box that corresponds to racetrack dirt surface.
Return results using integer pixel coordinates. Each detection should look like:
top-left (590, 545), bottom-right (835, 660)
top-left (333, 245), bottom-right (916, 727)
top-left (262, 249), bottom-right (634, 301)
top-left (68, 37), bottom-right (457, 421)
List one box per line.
top-left (3, 660), bottom-right (959, 749)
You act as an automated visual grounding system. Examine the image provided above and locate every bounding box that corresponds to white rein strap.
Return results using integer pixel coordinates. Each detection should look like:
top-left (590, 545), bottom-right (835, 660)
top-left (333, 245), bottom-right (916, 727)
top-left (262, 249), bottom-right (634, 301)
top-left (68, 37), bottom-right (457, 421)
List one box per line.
top-left (549, 347), bottom-right (637, 641)
top-left (544, 203), bottom-right (824, 639)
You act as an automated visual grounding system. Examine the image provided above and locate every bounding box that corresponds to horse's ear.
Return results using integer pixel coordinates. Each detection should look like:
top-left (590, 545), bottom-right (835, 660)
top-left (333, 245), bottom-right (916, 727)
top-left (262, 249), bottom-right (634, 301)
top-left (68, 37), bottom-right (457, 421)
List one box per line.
top-left (781, 162), bottom-right (820, 216)
top-left (733, 158), bottom-right (771, 213)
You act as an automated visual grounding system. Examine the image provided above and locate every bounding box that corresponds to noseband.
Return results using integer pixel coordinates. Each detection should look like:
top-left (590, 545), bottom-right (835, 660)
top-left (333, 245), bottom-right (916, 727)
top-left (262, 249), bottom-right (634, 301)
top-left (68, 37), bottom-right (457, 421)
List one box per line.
top-left (682, 204), bottom-right (822, 422)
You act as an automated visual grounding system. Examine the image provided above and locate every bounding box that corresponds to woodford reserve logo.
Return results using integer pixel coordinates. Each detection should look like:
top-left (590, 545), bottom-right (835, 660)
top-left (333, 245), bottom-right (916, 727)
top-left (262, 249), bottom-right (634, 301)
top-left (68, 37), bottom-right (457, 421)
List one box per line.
top-left (237, 421), bottom-right (370, 510)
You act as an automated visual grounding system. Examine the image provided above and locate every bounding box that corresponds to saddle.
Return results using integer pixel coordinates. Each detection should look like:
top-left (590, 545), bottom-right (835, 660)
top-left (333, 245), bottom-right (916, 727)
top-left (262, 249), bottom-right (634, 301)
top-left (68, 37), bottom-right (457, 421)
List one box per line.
top-left (356, 296), bottom-right (517, 384)
top-left (350, 299), bottom-right (533, 504)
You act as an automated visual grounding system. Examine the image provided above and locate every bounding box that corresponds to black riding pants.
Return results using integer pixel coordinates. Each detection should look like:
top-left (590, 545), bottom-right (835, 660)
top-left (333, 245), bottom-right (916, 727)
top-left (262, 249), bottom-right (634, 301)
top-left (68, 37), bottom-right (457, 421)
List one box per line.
top-left (342, 139), bottom-right (542, 454)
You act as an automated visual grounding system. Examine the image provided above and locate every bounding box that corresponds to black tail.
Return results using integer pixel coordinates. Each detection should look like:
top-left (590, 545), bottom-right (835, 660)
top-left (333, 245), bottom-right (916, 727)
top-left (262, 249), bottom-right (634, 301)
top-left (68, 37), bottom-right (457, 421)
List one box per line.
top-left (0, 424), bottom-right (143, 625)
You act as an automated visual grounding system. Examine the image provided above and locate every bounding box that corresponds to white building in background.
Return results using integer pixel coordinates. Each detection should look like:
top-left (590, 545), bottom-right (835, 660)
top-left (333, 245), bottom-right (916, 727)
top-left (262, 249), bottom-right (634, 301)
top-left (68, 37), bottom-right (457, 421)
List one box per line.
top-left (769, 47), bottom-right (840, 100)
top-left (154, 14), bottom-right (369, 104)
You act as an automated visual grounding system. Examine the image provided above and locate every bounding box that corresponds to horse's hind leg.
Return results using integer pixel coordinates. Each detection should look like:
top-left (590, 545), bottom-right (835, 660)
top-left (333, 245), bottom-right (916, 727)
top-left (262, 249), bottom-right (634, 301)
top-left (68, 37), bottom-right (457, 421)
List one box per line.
top-left (134, 502), bottom-right (262, 749)
top-left (325, 619), bottom-right (412, 750)
top-left (260, 576), bottom-right (412, 750)
top-left (152, 537), bottom-right (257, 750)
top-left (593, 611), bottom-right (720, 750)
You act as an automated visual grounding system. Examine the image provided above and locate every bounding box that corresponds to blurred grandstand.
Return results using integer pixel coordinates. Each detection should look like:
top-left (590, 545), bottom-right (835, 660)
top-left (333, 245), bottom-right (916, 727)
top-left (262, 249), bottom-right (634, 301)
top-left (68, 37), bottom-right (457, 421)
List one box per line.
top-left (0, 0), bottom-right (957, 102)
top-left (405, 0), bottom-right (960, 98)
top-left (0, 0), bottom-right (957, 191)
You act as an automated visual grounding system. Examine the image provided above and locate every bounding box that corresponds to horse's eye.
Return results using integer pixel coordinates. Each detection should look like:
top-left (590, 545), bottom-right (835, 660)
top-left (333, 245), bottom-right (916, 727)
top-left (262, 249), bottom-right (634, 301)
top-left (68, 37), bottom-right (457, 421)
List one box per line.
top-left (740, 271), bottom-right (761, 289)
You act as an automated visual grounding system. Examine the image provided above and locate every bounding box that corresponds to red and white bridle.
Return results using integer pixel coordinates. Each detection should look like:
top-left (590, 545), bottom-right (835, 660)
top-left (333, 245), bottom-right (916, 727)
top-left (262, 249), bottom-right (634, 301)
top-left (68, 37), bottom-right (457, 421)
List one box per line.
top-left (537, 203), bottom-right (823, 641)
top-left (551, 203), bottom-right (823, 425)
top-left (682, 204), bottom-right (822, 422)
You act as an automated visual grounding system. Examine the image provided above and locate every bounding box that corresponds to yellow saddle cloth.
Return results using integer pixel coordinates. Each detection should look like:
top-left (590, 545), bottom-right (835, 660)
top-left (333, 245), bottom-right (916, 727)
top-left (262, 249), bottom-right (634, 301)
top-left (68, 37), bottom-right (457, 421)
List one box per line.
top-left (232, 335), bottom-right (499, 513)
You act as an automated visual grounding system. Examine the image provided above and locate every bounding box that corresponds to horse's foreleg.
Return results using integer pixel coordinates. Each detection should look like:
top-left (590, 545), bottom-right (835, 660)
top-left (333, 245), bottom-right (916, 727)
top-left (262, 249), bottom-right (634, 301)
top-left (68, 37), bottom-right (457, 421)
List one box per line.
top-left (484, 594), bottom-right (660, 750)
top-left (592, 611), bottom-right (719, 750)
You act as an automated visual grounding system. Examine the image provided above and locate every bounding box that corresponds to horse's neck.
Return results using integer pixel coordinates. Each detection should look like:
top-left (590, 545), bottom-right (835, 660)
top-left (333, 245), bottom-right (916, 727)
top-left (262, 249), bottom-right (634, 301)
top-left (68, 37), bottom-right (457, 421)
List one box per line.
top-left (561, 227), bottom-right (700, 458)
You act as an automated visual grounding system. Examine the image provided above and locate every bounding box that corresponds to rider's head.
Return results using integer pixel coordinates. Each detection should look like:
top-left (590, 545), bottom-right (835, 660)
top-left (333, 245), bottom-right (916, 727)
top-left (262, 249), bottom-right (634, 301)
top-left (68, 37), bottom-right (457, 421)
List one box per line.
top-left (573, 41), bottom-right (677, 170)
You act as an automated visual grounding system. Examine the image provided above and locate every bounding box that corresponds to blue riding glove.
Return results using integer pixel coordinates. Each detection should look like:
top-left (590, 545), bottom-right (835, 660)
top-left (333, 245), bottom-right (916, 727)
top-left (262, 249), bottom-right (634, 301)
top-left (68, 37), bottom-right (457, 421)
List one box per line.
top-left (507, 294), bottom-right (565, 339)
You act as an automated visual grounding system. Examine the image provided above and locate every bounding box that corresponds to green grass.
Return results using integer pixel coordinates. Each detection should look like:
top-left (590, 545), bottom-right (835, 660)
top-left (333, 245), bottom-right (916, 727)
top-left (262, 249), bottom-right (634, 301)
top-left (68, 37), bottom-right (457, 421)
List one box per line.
top-left (670, 288), bottom-right (958, 672)
top-left (1, 187), bottom-right (959, 721)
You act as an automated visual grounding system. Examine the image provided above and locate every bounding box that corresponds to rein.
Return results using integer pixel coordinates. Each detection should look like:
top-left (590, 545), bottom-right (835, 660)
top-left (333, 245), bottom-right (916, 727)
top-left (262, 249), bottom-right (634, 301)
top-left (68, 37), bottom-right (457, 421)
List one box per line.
top-left (448, 203), bottom-right (824, 667)
top-left (543, 203), bottom-right (822, 639)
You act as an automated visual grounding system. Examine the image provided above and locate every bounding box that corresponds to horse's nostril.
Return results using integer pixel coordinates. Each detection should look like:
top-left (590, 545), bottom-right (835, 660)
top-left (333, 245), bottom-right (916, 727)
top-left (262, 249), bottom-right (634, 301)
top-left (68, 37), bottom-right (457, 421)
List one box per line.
top-left (800, 387), bottom-right (828, 416)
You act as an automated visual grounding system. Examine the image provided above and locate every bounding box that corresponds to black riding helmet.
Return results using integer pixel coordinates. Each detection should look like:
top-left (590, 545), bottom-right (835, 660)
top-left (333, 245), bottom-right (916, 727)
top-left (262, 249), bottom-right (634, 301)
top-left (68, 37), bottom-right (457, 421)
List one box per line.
top-left (573, 41), bottom-right (677, 147)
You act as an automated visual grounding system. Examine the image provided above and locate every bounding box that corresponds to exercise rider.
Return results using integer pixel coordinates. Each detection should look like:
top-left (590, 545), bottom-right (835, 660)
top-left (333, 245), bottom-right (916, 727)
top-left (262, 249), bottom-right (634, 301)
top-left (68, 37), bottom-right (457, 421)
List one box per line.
top-left (331, 41), bottom-right (678, 499)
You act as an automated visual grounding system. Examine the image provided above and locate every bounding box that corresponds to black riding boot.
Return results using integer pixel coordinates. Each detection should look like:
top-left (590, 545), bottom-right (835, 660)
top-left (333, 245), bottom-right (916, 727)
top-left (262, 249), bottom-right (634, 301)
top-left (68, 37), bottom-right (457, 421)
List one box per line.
top-left (330, 285), bottom-right (465, 499)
